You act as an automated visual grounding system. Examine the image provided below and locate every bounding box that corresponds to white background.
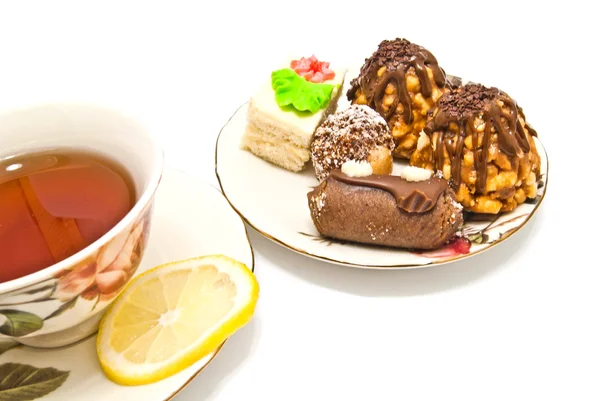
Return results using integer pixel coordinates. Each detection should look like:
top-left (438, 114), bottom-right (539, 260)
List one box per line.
top-left (1, 1), bottom-right (598, 400)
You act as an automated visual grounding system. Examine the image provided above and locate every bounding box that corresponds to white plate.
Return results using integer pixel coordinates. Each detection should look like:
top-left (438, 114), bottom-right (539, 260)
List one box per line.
top-left (215, 94), bottom-right (549, 269)
top-left (0, 168), bottom-right (254, 400)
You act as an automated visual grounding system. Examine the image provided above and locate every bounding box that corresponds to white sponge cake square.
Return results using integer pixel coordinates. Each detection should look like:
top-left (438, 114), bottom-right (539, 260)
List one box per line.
top-left (241, 59), bottom-right (346, 172)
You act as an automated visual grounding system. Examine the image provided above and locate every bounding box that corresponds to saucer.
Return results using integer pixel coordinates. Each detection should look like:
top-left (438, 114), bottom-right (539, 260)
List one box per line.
top-left (0, 168), bottom-right (255, 400)
top-left (215, 70), bottom-right (549, 269)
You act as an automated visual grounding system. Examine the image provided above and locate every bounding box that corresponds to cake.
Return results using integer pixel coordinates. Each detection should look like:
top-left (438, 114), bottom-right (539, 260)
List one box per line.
top-left (311, 105), bottom-right (395, 182)
top-left (410, 83), bottom-right (542, 214)
top-left (241, 56), bottom-right (347, 172)
top-left (347, 38), bottom-right (449, 159)
top-left (307, 164), bottom-right (463, 250)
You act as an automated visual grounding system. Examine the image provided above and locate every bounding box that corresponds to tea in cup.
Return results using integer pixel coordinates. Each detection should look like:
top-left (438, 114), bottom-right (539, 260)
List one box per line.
top-left (0, 103), bottom-right (163, 348)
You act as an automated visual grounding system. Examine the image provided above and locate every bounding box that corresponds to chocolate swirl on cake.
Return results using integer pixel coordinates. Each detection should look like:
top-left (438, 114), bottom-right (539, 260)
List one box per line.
top-left (329, 170), bottom-right (448, 214)
top-left (347, 38), bottom-right (446, 124)
top-left (426, 84), bottom-right (537, 193)
top-left (307, 170), bottom-right (463, 249)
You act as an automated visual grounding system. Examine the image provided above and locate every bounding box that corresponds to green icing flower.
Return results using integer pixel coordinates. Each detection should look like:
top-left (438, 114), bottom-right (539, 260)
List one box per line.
top-left (271, 68), bottom-right (336, 114)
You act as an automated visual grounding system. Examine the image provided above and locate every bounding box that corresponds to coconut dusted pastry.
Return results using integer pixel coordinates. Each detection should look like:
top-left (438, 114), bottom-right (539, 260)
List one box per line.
top-left (311, 105), bottom-right (395, 182)
top-left (307, 166), bottom-right (463, 250)
top-left (410, 83), bottom-right (541, 214)
top-left (347, 38), bottom-right (449, 160)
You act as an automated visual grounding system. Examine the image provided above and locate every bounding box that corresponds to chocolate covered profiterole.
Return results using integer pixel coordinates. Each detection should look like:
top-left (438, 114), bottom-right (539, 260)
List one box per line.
top-left (347, 38), bottom-right (449, 159)
top-left (307, 165), bottom-right (463, 250)
top-left (410, 83), bottom-right (541, 214)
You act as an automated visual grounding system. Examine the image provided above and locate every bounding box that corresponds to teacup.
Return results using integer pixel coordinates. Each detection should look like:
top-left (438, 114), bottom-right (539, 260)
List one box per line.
top-left (0, 103), bottom-right (163, 348)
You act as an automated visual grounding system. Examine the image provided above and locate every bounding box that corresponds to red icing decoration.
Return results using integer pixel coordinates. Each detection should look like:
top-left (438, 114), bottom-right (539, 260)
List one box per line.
top-left (290, 55), bottom-right (335, 83)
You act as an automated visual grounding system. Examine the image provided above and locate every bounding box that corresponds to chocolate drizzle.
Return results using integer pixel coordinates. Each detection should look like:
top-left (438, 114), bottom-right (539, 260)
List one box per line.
top-left (347, 38), bottom-right (446, 124)
top-left (329, 170), bottom-right (448, 214)
top-left (426, 84), bottom-right (534, 193)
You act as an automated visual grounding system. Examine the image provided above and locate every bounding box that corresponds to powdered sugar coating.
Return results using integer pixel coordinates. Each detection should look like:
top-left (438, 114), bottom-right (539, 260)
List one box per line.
top-left (311, 105), bottom-right (394, 181)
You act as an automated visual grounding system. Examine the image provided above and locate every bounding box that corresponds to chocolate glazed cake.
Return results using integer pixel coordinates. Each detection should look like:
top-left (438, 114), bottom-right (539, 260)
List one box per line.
top-left (347, 38), bottom-right (449, 159)
top-left (410, 84), bottom-right (541, 214)
top-left (307, 170), bottom-right (463, 250)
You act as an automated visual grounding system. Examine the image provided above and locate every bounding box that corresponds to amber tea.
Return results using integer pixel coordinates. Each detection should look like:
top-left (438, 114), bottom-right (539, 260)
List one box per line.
top-left (0, 149), bottom-right (135, 283)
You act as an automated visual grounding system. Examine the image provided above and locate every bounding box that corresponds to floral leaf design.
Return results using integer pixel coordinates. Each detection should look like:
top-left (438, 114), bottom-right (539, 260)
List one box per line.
top-left (0, 363), bottom-right (69, 401)
top-left (0, 282), bottom-right (56, 298)
top-left (0, 282), bottom-right (57, 308)
top-left (298, 232), bottom-right (347, 246)
top-left (90, 294), bottom-right (101, 312)
top-left (43, 297), bottom-right (78, 321)
top-left (0, 311), bottom-right (44, 337)
top-left (466, 231), bottom-right (490, 245)
top-left (21, 283), bottom-right (56, 296)
top-left (0, 340), bottom-right (18, 356)
top-left (525, 195), bottom-right (541, 205)
top-left (485, 214), bottom-right (528, 232)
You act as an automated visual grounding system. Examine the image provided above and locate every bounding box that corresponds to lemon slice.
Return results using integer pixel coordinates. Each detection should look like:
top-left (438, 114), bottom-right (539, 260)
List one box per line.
top-left (96, 254), bottom-right (258, 385)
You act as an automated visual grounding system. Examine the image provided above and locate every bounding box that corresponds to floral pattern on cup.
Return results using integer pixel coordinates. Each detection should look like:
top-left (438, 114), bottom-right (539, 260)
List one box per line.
top-left (0, 204), bottom-right (153, 339)
top-left (54, 217), bottom-right (148, 303)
